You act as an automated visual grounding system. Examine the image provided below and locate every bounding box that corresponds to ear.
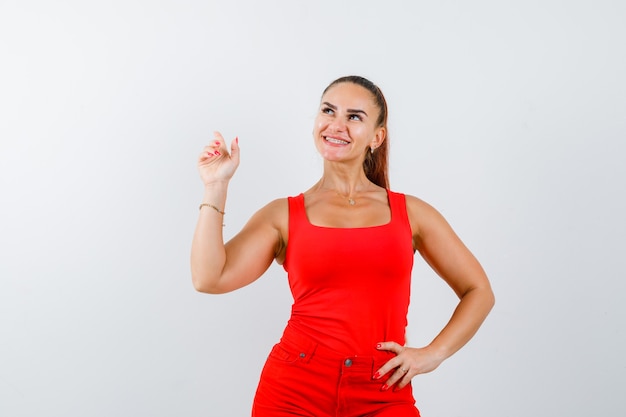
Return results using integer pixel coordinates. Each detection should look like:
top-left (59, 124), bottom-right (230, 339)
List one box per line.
top-left (370, 127), bottom-right (386, 150)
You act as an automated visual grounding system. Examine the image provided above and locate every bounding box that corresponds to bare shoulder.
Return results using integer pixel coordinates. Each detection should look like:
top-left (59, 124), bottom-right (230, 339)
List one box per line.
top-left (245, 197), bottom-right (289, 236)
top-left (404, 193), bottom-right (435, 212)
top-left (403, 194), bottom-right (452, 243)
top-left (404, 194), bottom-right (444, 223)
top-left (254, 197), bottom-right (289, 224)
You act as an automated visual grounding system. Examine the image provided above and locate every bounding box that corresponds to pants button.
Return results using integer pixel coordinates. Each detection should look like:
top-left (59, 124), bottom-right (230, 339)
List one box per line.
top-left (344, 359), bottom-right (353, 367)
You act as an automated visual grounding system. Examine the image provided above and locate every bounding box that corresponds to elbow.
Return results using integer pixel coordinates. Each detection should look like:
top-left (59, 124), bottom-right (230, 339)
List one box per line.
top-left (191, 273), bottom-right (224, 295)
top-left (192, 281), bottom-right (212, 294)
top-left (192, 281), bottom-right (222, 295)
top-left (462, 284), bottom-right (495, 312)
top-left (485, 286), bottom-right (496, 311)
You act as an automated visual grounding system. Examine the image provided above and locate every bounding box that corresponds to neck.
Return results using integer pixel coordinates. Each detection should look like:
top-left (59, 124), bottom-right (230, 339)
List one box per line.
top-left (315, 175), bottom-right (373, 200)
top-left (318, 160), bottom-right (372, 194)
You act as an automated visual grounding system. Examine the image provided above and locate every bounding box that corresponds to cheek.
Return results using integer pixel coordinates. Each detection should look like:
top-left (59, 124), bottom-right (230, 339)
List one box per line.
top-left (350, 125), bottom-right (369, 139)
top-left (312, 118), bottom-right (325, 136)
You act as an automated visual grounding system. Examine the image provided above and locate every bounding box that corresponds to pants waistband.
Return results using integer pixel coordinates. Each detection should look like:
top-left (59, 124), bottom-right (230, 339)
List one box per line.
top-left (278, 326), bottom-right (395, 372)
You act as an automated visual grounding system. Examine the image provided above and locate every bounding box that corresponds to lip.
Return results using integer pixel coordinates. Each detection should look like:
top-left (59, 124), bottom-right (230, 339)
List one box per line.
top-left (323, 135), bottom-right (350, 145)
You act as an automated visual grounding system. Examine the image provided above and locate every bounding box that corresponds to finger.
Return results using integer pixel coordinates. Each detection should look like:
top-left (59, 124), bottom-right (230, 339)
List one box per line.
top-left (229, 136), bottom-right (240, 166)
top-left (393, 367), bottom-right (413, 391)
top-left (206, 131), bottom-right (225, 153)
top-left (380, 366), bottom-right (410, 391)
top-left (201, 134), bottom-right (225, 159)
top-left (201, 146), bottom-right (219, 155)
top-left (394, 373), bottom-right (412, 391)
top-left (373, 356), bottom-right (402, 381)
top-left (376, 341), bottom-right (404, 354)
top-left (213, 131), bottom-right (225, 144)
top-left (198, 150), bottom-right (217, 163)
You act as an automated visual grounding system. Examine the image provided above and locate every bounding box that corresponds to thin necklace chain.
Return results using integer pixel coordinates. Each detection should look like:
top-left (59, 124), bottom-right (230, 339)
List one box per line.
top-left (318, 182), bottom-right (372, 206)
top-left (335, 191), bottom-right (357, 205)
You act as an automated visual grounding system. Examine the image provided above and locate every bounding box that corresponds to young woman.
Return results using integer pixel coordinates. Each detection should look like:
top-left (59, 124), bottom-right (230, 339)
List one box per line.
top-left (191, 75), bottom-right (495, 416)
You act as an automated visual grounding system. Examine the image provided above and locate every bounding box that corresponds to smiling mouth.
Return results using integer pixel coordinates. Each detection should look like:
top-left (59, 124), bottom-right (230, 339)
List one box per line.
top-left (324, 136), bottom-right (349, 145)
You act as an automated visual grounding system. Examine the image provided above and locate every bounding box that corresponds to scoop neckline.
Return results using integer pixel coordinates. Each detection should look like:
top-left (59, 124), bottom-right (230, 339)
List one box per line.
top-left (299, 189), bottom-right (393, 230)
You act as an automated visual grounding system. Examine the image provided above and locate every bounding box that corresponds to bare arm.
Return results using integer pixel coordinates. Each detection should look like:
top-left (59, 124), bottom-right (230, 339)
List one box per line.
top-left (190, 133), bottom-right (286, 294)
top-left (410, 195), bottom-right (495, 359)
top-left (375, 195), bottom-right (495, 390)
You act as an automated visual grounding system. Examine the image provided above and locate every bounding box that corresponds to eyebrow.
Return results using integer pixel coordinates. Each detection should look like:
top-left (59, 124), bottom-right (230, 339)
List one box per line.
top-left (322, 102), bottom-right (368, 117)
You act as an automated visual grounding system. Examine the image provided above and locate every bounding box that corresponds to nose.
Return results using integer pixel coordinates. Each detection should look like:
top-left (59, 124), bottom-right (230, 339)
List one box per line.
top-left (328, 116), bottom-right (347, 132)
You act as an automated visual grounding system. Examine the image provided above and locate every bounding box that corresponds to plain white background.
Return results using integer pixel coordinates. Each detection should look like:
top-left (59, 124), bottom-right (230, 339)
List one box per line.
top-left (1, 1), bottom-right (625, 416)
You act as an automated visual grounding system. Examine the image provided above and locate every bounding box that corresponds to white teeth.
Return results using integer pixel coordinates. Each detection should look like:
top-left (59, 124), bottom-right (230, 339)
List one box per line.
top-left (325, 137), bottom-right (349, 145)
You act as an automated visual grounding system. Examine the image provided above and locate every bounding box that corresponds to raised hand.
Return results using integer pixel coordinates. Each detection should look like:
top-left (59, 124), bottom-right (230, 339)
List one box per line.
top-left (198, 131), bottom-right (240, 186)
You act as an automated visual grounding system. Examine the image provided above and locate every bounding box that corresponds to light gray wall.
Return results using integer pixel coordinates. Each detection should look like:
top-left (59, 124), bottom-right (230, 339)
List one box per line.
top-left (1, 1), bottom-right (624, 416)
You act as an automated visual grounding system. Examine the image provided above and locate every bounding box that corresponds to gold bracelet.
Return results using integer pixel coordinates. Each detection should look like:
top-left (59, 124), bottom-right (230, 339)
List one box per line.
top-left (199, 203), bottom-right (225, 215)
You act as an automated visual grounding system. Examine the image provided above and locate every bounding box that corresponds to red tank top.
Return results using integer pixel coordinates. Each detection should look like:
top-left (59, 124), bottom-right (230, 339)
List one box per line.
top-left (283, 190), bottom-right (415, 355)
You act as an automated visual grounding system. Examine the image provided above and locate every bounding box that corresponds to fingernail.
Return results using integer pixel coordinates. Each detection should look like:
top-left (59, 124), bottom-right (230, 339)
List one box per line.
top-left (207, 152), bottom-right (214, 157)
top-left (373, 372), bottom-right (381, 379)
top-left (214, 150), bottom-right (221, 156)
top-left (381, 384), bottom-right (389, 391)
top-left (215, 141), bottom-right (221, 145)
top-left (236, 136), bottom-right (239, 144)
top-left (376, 343), bottom-right (382, 349)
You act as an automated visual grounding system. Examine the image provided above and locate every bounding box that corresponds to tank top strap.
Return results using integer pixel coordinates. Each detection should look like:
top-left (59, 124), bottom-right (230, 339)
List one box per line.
top-left (387, 190), bottom-right (411, 231)
top-left (287, 193), bottom-right (307, 233)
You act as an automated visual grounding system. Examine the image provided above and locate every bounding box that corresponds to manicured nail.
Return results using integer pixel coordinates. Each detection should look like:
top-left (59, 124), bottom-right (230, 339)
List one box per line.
top-left (207, 152), bottom-right (214, 157)
top-left (214, 150), bottom-right (221, 155)
top-left (376, 343), bottom-right (382, 349)
top-left (373, 372), bottom-right (381, 379)
top-left (381, 384), bottom-right (389, 391)
top-left (235, 136), bottom-right (239, 144)
top-left (215, 141), bottom-right (220, 145)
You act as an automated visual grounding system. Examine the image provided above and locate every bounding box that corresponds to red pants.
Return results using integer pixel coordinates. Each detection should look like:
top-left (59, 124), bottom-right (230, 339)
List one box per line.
top-left (252, 327), bottom-right (420, 417)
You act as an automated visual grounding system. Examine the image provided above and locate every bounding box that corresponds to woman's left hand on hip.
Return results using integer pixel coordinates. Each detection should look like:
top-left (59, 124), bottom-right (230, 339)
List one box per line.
top-left (373, 341), bottom-right (444, 391)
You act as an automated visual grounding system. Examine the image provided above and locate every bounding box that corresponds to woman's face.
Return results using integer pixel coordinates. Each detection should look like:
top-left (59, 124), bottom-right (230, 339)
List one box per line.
top-left (313, 82), bottom-right (385, 164)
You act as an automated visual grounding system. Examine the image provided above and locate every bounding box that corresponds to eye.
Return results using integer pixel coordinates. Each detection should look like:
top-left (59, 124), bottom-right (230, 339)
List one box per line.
top-left (321, 107), bottom-right (334, 115)
top-left (348, 113), bottom-right (362, 121)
